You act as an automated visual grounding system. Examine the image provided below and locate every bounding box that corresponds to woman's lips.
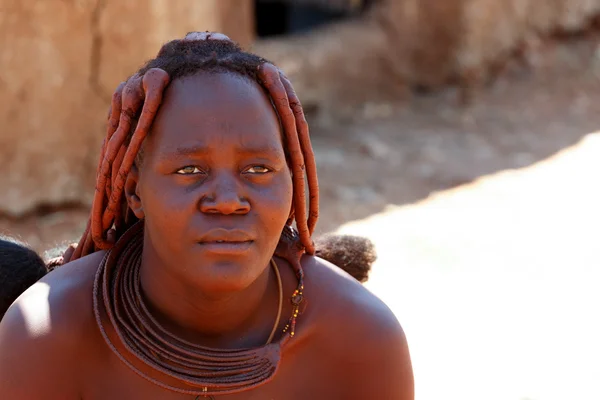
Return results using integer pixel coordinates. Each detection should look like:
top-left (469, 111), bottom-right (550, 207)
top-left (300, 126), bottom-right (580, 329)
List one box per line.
top-left (197, 240), bottom-right (254, 254)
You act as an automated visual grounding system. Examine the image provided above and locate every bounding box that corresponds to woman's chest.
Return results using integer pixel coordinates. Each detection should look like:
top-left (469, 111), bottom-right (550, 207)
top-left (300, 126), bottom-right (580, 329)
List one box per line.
top-left (83, 341), bottom-right (343, 400)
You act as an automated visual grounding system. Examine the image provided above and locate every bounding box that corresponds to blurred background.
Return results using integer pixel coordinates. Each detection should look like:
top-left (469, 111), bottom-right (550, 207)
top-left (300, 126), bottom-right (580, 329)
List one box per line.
top-left (1, 0), bottom-right (600, 399)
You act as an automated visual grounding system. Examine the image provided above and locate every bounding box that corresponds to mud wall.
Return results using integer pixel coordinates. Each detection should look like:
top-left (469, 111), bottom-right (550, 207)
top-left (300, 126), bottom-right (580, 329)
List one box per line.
top-left (253, 0), bottom-right (600, 112)
top-left (0, 0), bottom-right (254, 216)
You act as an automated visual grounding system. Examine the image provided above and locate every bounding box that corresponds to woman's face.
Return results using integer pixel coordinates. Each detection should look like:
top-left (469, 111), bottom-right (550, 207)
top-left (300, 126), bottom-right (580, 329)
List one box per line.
top-left (127, 71), bottom-right (293, 293)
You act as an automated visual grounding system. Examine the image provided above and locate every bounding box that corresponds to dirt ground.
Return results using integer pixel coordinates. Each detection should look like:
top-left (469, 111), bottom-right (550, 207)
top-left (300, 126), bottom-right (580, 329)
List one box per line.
top-left (1, 35), bottom-right (599, 255)
top-left (337, 131), bottom-right (600, 400)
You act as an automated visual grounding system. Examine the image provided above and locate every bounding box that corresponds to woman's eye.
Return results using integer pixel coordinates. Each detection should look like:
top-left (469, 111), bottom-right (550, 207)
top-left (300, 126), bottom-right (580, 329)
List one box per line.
top-left (245, 166), bottom-right (271, 174)
top-left (176, 166), bottom-right (203, 175)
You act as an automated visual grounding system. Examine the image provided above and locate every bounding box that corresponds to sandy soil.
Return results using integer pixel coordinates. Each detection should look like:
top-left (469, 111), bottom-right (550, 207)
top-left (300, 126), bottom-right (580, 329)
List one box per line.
top-left (338, 133), bottom-right (600, 400)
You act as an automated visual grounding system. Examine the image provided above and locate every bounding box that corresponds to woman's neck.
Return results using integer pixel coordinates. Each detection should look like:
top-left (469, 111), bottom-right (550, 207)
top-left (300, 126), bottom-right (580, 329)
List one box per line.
top-left (139, 249), bottom-right (280, 349)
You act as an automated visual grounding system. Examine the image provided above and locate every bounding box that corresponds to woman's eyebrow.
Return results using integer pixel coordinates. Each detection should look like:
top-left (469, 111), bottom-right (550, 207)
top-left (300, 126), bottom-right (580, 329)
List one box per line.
top-left (158, 145), bottom-right (210, 159)
top-left (175, 145), bottom-right (209, 156)
top-left (235, 144), bottom-right (283, 156)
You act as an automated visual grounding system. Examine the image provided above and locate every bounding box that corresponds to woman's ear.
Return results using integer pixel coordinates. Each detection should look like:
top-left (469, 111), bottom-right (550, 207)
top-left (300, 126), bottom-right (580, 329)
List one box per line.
top-left (286, 201), bottom-right (295, 226)
top-left (125, 163), bottom-right (145, 219)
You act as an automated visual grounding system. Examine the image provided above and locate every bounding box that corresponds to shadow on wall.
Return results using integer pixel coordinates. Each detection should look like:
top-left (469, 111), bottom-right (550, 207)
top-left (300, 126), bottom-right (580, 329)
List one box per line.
top-left (254, 0), bottom-right (371, 38)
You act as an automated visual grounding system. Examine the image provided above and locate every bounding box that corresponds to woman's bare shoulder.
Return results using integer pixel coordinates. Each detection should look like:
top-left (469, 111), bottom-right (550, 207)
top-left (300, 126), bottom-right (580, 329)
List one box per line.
top-left (302, 254), bottom-right (396, 323)
top-left (4, 250), bottom-right (106, 335)
top-left (0, 250), bottom-right (107, 397)
top-left (0, 249), bottom-right (106, 344)
top-left (300, 255), bottom-right (414, 398)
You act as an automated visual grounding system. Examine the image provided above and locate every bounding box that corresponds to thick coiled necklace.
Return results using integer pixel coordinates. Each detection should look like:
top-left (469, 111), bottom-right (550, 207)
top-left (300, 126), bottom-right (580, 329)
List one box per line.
top-left (93, 221), bottom-right (305, 397)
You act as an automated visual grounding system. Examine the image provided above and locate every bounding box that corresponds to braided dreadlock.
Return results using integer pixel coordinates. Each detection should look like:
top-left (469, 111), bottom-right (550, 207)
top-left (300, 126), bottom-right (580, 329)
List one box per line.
top-left (67, 32), bottom-right (319, 263)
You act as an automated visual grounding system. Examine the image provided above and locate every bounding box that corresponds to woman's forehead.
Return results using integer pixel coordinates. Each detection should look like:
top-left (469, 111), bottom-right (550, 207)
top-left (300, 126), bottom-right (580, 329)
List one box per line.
top-left (163, 72), bottom-right (268, 110)
top-left (146, 72), bottom-right (283, 155)
top-left (152, 73), bottom-right (280, 141)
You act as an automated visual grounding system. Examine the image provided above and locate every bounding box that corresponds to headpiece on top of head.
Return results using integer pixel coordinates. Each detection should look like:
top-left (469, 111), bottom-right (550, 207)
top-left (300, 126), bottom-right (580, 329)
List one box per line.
top-left (183, 31), bottom-right (233, 42)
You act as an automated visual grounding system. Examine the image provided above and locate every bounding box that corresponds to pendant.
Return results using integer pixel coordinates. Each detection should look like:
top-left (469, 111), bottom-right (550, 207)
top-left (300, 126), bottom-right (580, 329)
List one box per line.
top-left (194, 387), bottom-right (215, 399)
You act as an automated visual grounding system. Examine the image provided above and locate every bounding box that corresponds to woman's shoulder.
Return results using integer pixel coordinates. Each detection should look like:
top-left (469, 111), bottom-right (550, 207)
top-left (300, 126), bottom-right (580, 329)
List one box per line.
top-left (301, 254), bottom-right (403, 337)
top-left (0, 250), bottom-right (107, 397)
top-left (298, 255), bottom-right (413, 397)
top-left (0, 249), bottom-right (106, 349)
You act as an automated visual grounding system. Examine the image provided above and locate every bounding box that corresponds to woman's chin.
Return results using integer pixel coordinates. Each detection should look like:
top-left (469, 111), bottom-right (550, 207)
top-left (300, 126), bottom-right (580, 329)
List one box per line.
top-left (186, 260), bottom-right (265, 294)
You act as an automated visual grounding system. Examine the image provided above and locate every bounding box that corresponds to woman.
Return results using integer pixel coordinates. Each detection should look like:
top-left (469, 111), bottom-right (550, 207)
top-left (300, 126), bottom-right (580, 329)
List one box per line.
top-left (0, 32), bottom-right (413, 399)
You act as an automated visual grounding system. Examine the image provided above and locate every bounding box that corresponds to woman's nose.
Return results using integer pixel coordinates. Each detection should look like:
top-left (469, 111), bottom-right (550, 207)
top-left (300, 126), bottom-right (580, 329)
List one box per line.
top-left (198, 174), bottom-right (250, 215)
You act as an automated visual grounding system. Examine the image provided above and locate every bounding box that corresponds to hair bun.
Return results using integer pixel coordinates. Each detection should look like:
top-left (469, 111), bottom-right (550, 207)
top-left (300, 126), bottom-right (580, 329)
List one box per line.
top-left (314, 234), bottom-right (376, 283)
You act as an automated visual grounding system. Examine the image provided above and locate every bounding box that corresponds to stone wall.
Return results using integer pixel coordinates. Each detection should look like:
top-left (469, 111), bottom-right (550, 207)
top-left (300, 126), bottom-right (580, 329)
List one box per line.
top-left (0, 0), bottom-right (254, 216)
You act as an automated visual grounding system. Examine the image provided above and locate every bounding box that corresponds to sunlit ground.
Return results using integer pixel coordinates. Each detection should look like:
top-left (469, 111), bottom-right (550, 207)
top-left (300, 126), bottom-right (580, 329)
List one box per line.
top-left (337, 132), bottom-right (600, 400)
